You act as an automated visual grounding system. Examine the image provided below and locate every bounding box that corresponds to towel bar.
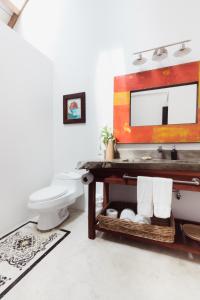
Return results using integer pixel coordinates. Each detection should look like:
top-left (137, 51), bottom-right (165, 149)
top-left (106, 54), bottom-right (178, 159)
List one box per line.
top-left (122, 175), bottom-right (200, 186)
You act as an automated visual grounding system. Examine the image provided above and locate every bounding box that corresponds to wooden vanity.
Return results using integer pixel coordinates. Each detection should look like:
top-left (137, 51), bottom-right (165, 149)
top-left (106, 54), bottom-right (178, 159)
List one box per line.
top-left (82, 61), bottom-right (200, 255)
top-left (80, 159), bottom-right (200, 255)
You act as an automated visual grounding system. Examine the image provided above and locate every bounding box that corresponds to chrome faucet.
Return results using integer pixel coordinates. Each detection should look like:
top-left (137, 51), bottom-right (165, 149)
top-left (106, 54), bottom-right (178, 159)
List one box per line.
top-left (157, 145), bottom-right (163, 153)
top-left (157, 145), bottom-right (164, 159)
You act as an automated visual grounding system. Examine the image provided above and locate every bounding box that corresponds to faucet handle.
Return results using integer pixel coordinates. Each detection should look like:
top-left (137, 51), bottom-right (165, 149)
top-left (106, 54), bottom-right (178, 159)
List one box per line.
top-left (157, 145), bottom-right (163, 153)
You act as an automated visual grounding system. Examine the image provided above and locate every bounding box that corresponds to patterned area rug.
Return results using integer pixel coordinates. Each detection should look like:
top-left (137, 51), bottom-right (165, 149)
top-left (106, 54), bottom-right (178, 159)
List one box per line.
top-left (0, 221), bottom-right (70, 299)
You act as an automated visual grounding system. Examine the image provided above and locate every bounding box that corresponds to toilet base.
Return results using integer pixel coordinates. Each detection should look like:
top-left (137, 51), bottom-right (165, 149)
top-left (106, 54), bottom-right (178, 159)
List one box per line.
top-left (37, 207), bottom-right (69, 231)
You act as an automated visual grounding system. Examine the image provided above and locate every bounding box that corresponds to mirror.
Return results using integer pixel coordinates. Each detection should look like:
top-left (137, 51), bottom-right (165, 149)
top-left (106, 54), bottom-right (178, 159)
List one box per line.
top-left (130, 83), bottom-right (198, 127)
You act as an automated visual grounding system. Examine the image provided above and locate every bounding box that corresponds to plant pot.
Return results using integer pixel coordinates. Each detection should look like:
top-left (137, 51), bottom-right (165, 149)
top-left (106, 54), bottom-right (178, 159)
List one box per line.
top-left (105, 140), bottom-right (114, 160)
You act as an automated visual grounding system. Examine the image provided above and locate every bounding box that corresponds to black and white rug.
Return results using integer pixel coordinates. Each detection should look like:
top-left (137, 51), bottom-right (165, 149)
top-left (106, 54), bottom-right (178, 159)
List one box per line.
top-left (0, 221), bottom-right (70, 299)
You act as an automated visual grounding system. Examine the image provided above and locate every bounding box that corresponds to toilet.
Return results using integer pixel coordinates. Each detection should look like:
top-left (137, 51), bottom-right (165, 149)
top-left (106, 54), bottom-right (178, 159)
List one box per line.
top-left (28, 172), bottom-right (84, 230)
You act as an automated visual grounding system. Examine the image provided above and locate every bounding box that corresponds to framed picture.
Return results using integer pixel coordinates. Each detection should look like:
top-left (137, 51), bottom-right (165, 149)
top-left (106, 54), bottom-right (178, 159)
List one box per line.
top-left (63, 92), bottom-right (86, 124)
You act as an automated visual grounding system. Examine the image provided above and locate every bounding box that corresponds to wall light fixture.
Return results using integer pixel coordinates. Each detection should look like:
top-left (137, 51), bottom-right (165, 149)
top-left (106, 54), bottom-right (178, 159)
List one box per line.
top-left (133, 40), bottom-right (191, 66)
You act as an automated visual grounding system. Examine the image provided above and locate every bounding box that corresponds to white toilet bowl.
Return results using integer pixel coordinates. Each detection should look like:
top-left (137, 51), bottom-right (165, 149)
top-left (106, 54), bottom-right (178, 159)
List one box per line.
top-left (28, 172), bottom-right (84, 230)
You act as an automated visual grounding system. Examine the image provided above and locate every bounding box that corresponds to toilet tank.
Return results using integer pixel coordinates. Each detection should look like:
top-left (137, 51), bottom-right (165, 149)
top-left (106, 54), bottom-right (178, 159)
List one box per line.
top-left (52, 172), bottom-right (83, 197)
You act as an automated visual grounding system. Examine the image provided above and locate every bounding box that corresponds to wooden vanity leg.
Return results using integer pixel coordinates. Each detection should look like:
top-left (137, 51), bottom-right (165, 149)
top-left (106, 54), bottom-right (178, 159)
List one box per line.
top-left (103, 183), bottom-right (109, 208)
top-left (88, 180), bottom-right (96, 239)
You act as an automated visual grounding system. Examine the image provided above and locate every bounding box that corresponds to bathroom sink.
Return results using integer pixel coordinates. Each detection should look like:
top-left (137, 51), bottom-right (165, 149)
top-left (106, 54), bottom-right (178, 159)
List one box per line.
top-left (172, 159), bottom-right (200, 164)
top-left (151, 158), bottom-right (200, 164)
top-left (79, 158), bottom-right (200, 172)
top-left (120, 158), bottom-right (200, 164)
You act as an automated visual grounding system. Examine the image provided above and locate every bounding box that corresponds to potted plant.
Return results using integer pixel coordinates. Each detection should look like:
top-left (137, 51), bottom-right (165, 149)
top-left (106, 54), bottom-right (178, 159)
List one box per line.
top-left (101, 126), bottom-right (115, 160)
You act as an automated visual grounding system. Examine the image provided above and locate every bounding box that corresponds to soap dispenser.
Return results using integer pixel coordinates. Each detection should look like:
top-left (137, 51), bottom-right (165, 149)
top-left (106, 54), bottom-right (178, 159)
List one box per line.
top-left (171, 145), bottom-right (177, 160)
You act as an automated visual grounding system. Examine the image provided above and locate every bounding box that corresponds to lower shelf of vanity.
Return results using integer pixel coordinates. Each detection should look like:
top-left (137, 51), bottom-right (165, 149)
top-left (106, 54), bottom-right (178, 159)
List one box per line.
top-left (95, 219), bottom-right (200, 255)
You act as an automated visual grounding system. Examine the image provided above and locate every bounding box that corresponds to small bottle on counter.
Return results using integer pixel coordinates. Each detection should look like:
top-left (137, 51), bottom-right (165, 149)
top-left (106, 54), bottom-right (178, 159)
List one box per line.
top-left (171, 145), bottom-right (177, 160)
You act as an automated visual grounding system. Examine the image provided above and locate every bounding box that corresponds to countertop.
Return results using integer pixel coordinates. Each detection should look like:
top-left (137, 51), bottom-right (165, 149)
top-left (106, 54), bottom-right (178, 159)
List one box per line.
top-left (78, 158), bottom-right (200, 172)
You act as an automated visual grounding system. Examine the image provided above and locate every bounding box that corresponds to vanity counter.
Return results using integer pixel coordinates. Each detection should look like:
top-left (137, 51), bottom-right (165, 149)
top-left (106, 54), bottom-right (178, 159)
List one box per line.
top-left (78, 158), bottom-right (200, 172)
top-left (81, 158), bottom-right (200, 255)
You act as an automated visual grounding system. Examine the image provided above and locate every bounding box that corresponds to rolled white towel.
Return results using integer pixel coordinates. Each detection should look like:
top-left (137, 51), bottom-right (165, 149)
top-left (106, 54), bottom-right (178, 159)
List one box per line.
top-left (120, 209), bottom-right (136, 221)
top-left (134, 214), bottom-right (151, 225)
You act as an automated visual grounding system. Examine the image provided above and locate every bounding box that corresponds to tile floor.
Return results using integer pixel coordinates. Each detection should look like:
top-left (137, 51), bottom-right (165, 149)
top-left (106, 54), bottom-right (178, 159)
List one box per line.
top-left (4, 209), bottom-right (200, 300)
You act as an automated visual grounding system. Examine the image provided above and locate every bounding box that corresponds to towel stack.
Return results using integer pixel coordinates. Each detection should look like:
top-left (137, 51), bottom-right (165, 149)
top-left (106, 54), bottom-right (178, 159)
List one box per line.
top-left (120, 208), bottom-right (151, 224)
top-left (137, 176), bottom-right (173, 219)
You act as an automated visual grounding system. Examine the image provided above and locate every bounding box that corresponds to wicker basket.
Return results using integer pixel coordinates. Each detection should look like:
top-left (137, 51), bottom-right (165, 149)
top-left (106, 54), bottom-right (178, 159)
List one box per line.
top-left (97, 202), bottom-right (175, 243)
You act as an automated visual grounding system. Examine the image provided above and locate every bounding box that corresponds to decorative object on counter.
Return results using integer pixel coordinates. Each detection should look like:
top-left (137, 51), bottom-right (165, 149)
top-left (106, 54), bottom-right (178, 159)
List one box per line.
top-left (63, 92), bottom-right (86, 124)
top-left (106, 208), bottom-right (118, 219)
top-left (101, 126), bottom-right (115, 160)
top-left (81, 172), bottom-right (94, 185)
top-left (182, 224), bottom-right (200, 242)
top-left (120, 209), bottom-right (136, 221)
top-left (171, 145), bottom-right (178, 160)
top-left (106, 139), bottom-right (115, 160)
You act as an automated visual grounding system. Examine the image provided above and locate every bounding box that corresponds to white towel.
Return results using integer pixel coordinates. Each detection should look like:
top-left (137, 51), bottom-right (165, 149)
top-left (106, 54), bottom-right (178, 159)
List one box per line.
top-left (134, 214), bottom-right (151, 225)
top-left (120, 209), bottom-right (136, 221)
top-left (153, 177), bottom-right (173, 218)
top-left (137, 176), bottom-right (153, 217)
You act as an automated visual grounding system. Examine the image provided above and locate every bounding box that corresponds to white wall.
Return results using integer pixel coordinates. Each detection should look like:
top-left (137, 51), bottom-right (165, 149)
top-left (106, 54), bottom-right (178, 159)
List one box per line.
top-left (15, 0), bottom-right (200, 220)
top-left (16, 0), bottom-right (103, 172)
top-left (0, 22), bottom-right (54, 235)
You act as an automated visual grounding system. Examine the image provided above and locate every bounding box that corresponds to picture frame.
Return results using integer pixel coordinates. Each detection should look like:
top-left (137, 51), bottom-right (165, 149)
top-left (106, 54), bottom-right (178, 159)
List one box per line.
top-left (63, 92), bottom-right (86, 124)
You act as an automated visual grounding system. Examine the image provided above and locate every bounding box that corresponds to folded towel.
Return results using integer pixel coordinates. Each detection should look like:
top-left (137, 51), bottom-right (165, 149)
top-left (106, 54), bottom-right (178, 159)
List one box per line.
top-left (153, 177), bottom-right (173, 218)
top-left (137, 176), bottom-right (153, 217)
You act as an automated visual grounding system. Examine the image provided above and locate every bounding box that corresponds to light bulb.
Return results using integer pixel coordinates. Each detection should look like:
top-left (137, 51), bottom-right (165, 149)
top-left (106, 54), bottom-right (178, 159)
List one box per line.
top-left (152, 47), bottom-right (168, 61)
top-left (174, 43), bottom-right (191, 57)
top-left (133, 53), bottom-right (147, 65)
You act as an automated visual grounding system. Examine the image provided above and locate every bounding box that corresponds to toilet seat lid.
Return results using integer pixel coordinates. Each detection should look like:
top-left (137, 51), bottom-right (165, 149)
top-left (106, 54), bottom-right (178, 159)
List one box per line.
top-left (30, 186), bottom-right (67, 202)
